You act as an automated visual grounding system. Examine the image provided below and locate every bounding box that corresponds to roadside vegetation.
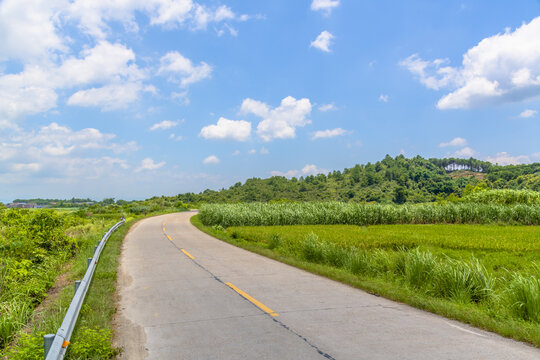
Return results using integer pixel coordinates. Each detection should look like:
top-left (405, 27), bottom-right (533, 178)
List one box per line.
top-left (0, 200), bottom-right (188, 359)
top-left (194, 189), bottom-right (540, 346)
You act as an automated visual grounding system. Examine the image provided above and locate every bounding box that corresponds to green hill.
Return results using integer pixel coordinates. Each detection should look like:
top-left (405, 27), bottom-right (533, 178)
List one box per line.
top-left (176, 155), bottom-right (540, 204)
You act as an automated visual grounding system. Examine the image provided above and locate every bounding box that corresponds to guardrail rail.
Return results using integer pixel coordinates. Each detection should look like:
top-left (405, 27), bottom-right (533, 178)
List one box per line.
top-left (44, 219), bottom-right (125, 360)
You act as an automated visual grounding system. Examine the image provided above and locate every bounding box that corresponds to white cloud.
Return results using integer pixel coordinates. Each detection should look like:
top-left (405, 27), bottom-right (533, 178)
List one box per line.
top-left (439, 137), bottom-right (467, 147)
top-left (12, 163), bottom-right (41, 172)
top-left (67, 82), bottom-right (143, 111)
top-left (158, 51), bottom-right (212, 87)
top-left (150, 120), bottom-right (180, 131)
top-left (0, 0), bottom-right (66, 62)
top-left (248, 149), bottom-right (257, 155)
top-left (379, 94), bottom-right (389, 102)
top-left (68, 0), bottom-right (246, 39)
top-left (232, 150), bottom-right (241, 156)
top-left (260, 147), bottom-right (269, 155)
top-left (0, 122), bottom-right (136, 184)
top-left (486, 152), bottom-right (531, 165)
top-left (136, 158), bottom-right (165, 172)
top-left (271, 164), bottom-right (328, 178)
top-left (402, 17), bottom-right (540, 109)
top-left (203, 155), bottom-right (220, 164)
top-left (519, 109), bottom-right (537, 118)
top-left (310, 30), bottom-right (334, 52)
top-left (311, 128), bottom-right (349, 140)
top-left (241, 96), bottom-right (312, 141)
top-left (311, 0), bottom-right (340, 14)
top-left (318, 103), bottom-right (337, 112)
top-left (451, 147), bottom-right (476, 158)
top-left (199, 117), bottom-right (251, 141)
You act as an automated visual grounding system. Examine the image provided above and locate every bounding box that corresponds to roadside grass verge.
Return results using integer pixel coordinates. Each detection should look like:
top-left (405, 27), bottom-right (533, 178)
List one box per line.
top-left (191, 215), bottom-right (540, 347)
top-left (2, 217), bottom-right (137, 359)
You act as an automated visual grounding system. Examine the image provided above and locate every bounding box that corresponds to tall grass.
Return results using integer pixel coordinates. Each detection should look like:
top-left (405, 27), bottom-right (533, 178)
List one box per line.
top-left (200, 202), bottom-right (540, 227)
top-left (463, 189), bottom-right (540, 206)
top-left (507, 274), bottom-right (540, 322)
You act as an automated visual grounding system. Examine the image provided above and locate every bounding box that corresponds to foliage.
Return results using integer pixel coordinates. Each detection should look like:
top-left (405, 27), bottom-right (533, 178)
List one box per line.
top-left (200, 202), bottom-right (540, 227)
top-left (173, 155), bottom-right (539, 204)
top-left (507, 274), bottom-right (540, 322)
top-left (463, 189), bottom-right (540, 205)
top-left (2, 332), bottom-right (44, 360)
top-left (68, 327), bottom-right (119, 359)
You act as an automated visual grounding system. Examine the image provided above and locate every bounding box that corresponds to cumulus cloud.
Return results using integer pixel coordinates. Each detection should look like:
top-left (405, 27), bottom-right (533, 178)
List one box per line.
top-left (271, 164), bottom-right (328, 178)
top-left (0, 122), bottom-right (135, 184)
top-left (401, 17), bottom-right (540, 109)
top-left (311, 0), bottom-right (340, 14)
top-left (311, 128), bottom-right (349, 140)
top-left (310, 30), bottom-right (334, 52)
top-left (67, 0), bottom-right (247, 39)
top-left (67, 82), bottom-right (143, 111)
top-left (199, 117), bottom-right (251, 141)
top-left (0, 41), bottom-right (147, 121)
top-left (486, 152), bottom-right (531, 165)
top-left (318, 103), bottom-right (337, 112)
top-left (150, 120), bottom-right (180, 131)
top-left (203, 155), bottom-right (220, 164)
top-left (439, 137), bottom-right (467, 147)
top-left (136, 158), bottom-right (165, 172)
top-left (158, 51), bottom-right (212, 87)
top-left (241, 96), bottom-right (312, 141)
top-left (519, 109), bottom-right (537, 118)
top-left (451, 147), bottom-right (476, 158)
top-left (0, 0), bottom-right (66, 62)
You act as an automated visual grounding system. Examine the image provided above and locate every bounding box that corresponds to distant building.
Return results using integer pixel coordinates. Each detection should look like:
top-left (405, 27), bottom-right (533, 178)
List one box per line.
top-left (6, 202), bottom-right (38, 208)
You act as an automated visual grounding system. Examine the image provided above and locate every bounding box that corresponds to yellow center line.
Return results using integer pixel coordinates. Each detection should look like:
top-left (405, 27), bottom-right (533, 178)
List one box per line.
top-left (181, 249), bottom-right (195, 259)
top-left (225, 282), bottom-right (279, 317)
top-left (167, 235), bottom-right (172, 241)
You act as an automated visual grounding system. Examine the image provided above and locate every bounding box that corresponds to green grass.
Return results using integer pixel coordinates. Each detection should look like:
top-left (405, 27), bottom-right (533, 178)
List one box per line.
top-left (200, 202), bottom-right (540, 227)
top-left (2, 218), bottom-right (134, 359)
top-left (191, 215), bottom-right (540, 347)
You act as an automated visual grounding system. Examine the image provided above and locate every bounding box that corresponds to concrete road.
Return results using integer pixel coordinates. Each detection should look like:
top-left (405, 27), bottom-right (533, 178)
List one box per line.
top-left (115, 212), bottom-right (540, 359)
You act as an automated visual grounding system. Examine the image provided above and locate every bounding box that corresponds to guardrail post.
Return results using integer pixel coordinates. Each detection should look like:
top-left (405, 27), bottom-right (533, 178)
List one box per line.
top-left (94, 245), bottom-right (98, 253)
top-left (74, 280), bottom-right (81, 295)
top-left (87, 258), bottom-right (92, 268)
top-left (44, 334), bottom-right (55, 358)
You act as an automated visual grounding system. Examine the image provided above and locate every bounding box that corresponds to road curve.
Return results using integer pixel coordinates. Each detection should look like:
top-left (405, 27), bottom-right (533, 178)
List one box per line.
top-left (114, 212), bottom-right (540, 359)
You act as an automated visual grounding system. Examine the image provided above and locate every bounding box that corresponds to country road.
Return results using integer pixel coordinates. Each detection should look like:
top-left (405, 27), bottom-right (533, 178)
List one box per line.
top-left (114, 212), bottom-right (540, 359)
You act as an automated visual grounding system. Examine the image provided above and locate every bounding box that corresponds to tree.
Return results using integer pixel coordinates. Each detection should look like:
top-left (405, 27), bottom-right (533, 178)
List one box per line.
top-left (393, 186), bottom-right (407, 204)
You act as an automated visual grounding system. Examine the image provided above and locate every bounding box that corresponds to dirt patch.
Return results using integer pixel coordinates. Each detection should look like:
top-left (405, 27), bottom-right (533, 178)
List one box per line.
top-left (23, 262), bottom-right (72, 333)
top-left (447, 170), bottom-right (486, 180)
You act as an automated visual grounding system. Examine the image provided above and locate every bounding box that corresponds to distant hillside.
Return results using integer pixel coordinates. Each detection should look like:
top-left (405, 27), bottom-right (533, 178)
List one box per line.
top-left (175, 155), bottom-right (540, 204)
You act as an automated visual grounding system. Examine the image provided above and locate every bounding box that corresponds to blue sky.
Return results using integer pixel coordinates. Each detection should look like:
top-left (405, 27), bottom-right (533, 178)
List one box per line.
top-left (1, 0), bottom-right (540, 202)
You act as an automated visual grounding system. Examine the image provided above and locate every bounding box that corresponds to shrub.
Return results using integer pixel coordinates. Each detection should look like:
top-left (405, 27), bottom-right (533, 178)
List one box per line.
top-left (267, 234), bottom-right (281, 249)
top-left (404, 249), bottom-right (436, 289)
top-left (302, 233), bottom-right (324, 263)
top-left (506, 274), bottom-right (540, 322)
top-left (68, 327), bottom-right (119, 359)
top-left (432, 258), bottom-right (493, 303)
top-left (2, 333), bottom-right (44, 360)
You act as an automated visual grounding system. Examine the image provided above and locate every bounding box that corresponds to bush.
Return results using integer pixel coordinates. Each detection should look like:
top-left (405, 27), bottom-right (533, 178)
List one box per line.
top-left (302, 233), bottom-right (324, 263)
top-left (68, 327), bottom-right (119, 359)
top-left (432, 258), bottom-right (493, 303)
top-left (267, 234), bottom-right (281, 249)
top-left (405, 249), bottom-right (436, 289)
top-left (506, 274), bottom-right (540, 322)
top-left (2, 332), bottom-right (44, 360)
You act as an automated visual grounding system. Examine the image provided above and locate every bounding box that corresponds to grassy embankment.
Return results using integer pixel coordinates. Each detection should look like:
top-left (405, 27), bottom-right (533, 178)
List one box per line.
top-left (192, 202), bottom-right (540, 347)
top-left (2, 209), bottom-right (185, 359)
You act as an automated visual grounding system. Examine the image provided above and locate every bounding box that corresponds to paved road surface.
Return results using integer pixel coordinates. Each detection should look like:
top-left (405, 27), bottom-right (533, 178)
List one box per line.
top-left (114, 212), bottom-right (540, 359)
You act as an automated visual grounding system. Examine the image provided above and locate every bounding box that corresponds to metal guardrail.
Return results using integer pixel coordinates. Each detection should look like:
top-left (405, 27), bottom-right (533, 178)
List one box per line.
top-left (44, 219), bottom-right (125, 360)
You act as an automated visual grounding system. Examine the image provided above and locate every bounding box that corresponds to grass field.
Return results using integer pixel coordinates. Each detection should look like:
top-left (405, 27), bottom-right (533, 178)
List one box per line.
top-left (193, 216), bottom-right (540, 347)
